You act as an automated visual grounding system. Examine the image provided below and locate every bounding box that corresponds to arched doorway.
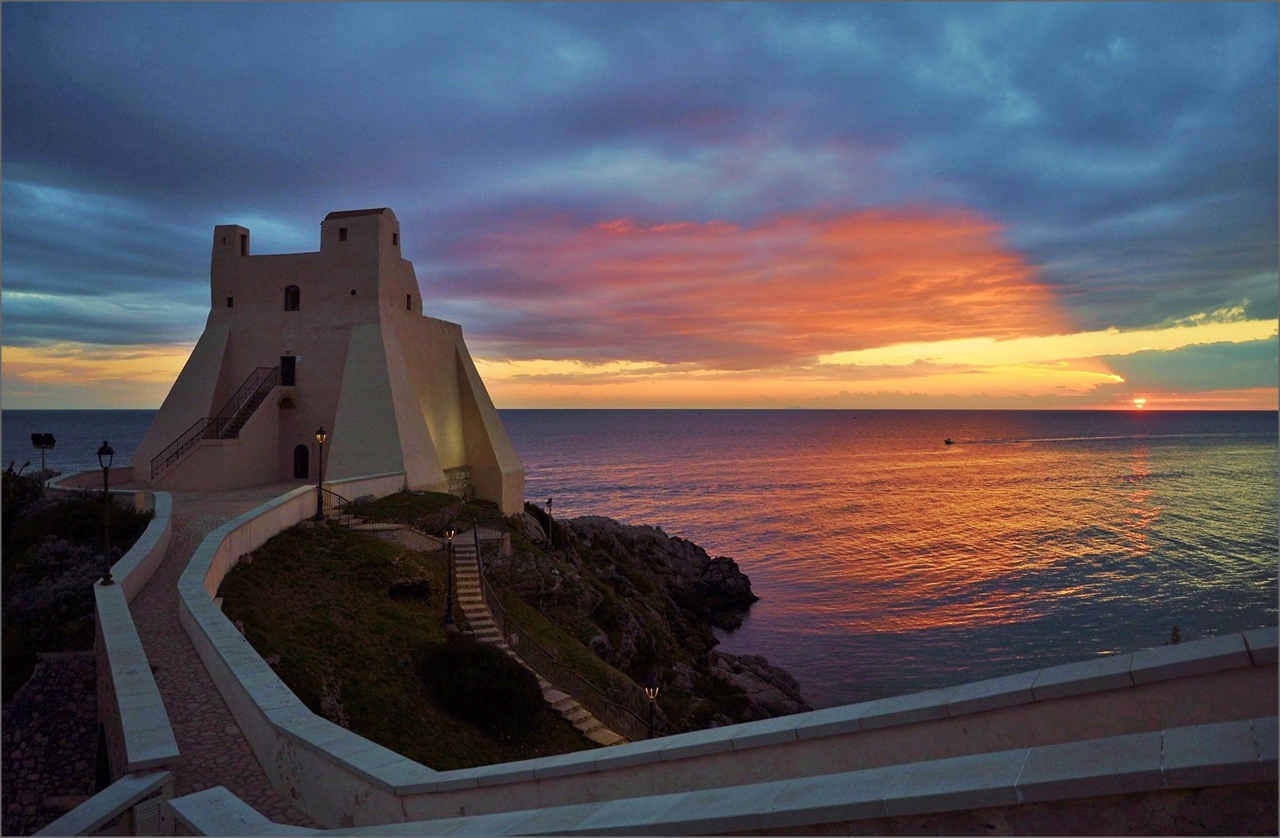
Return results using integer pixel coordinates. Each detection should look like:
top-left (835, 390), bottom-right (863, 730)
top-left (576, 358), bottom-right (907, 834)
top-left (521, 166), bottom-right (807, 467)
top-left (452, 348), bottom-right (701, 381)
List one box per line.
top-left (294, 444), bottom-right (309, 479)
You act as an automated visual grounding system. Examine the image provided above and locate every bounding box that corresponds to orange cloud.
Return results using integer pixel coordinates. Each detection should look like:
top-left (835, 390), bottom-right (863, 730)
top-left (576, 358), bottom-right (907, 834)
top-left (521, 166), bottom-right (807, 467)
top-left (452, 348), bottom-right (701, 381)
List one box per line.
top-left (2, 343), bottom-right (192, 408)
top-left (456, 208), bottom-right (1074, 370)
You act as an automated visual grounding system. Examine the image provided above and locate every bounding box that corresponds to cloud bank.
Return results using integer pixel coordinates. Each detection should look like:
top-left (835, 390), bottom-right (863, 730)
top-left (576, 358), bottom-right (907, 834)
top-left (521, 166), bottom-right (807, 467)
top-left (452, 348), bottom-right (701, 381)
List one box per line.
top-left (2, 2), bottom-right (1275, 408)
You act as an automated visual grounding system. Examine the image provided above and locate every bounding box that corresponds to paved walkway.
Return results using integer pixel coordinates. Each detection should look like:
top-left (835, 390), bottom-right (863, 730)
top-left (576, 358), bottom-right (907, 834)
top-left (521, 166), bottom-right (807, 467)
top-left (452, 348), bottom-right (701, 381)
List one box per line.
top-left (126, 480), bottom-right (317, 828)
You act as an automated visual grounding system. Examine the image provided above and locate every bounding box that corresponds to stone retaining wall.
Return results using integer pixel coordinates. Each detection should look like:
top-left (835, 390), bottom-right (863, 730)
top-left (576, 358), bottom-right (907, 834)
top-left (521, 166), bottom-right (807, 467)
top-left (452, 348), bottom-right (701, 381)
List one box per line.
top-left (174, 476), bottom-right (1280, 830)
top-left (93, 490), bottom-right (177, 782)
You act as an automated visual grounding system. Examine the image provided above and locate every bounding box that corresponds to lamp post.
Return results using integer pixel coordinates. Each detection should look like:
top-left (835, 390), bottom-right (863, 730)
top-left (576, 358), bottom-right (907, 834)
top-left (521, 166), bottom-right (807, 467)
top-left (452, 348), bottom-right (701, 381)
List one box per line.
top-left (97, 441), bottom-right (114, 586)
top-left (645, 683), bottom-right (660, 739)
top-left (546, 496), bottom-right (553, 548)
top-left (314, 427), bottom-right (327, 521)
top-left (31, 433), bottom-right (55, 478)
top-left (443, 522), bottom-right (457, 629)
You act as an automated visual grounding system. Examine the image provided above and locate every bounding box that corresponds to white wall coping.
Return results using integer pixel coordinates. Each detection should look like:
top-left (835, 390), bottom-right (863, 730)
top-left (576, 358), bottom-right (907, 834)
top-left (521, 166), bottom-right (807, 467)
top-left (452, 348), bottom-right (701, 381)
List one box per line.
top-left (34, 771), bottom-right (172, 837)
top-left (168, 716), bottom-right (1279, 836)
top-left (91, 489), bottom-right (178, 777)
top-left (167, 786), bottom-right (319, 837)
top-left (174, 470), bottom-right (1280, 801)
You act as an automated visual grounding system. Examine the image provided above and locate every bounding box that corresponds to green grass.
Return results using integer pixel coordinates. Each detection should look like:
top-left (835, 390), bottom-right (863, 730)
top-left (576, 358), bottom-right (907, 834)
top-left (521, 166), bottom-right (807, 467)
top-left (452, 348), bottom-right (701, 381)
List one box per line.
top-left (501, 591), bottom-right (642, 707)
top-left (344, 491), bottom-right (503, 534)
top-left (218, 521), bottom-right (595, 769)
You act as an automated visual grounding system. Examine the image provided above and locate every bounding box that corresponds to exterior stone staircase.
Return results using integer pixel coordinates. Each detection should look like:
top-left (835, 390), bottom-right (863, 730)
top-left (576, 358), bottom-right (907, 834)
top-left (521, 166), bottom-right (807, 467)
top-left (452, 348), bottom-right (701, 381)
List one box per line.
top-left (451, 535), bottom-right (626, 747)
top-left (218, 389), bottom-right (270, 439)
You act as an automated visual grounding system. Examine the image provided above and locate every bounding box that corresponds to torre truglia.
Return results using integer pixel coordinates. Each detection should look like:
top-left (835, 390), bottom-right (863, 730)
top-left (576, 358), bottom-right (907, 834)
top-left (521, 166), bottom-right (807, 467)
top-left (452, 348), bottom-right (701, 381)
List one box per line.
top-left (131, 208), bottom-right (524, 514)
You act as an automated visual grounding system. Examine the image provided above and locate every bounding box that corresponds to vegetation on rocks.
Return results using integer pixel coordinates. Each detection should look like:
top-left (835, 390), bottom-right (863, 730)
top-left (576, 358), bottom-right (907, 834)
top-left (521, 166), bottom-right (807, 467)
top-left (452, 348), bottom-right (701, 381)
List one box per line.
top-left (490, 511), bottom-right (810, 732)
top-left (352, 492), bottom-right (811, 734)
top-left (1, 471), bottom-right (152, 700)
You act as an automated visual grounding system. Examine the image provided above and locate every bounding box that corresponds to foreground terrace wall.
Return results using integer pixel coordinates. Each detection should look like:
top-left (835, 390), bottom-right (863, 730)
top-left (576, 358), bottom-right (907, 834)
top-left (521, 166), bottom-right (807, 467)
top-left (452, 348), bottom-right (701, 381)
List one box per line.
top-left (88, 489), bottom-right (177, 782)
top-left (168, 718), bottom-right (1277, 835)
top-left (175, 478), bottom-right (1279, 830)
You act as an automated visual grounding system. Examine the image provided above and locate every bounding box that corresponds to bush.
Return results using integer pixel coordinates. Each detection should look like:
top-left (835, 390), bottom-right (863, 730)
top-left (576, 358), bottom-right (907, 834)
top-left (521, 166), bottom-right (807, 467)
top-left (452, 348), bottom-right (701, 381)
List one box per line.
top-left (388, 577), bottom-right (432, 601)
top-left (418, 636), bottom-right (543, 734)
top-left (4, 536), bottom-right (103, 646)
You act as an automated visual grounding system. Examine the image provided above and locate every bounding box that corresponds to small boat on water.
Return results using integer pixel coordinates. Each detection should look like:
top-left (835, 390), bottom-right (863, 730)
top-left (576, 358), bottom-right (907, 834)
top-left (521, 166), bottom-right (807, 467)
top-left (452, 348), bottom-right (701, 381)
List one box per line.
top-left (944, 438), bottom-right (954, 445)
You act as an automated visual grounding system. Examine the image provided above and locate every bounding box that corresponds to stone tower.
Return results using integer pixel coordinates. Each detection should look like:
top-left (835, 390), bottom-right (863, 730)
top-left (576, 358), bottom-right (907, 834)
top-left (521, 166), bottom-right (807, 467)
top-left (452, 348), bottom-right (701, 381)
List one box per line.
top-left (130, 208), bottom-right (525, 514)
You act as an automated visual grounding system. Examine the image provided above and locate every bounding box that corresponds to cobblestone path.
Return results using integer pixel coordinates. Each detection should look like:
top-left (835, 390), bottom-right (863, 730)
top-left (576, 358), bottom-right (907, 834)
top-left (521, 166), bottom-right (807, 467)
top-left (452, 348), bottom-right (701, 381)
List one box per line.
top-left (128, 482), bottom-right (316, 828)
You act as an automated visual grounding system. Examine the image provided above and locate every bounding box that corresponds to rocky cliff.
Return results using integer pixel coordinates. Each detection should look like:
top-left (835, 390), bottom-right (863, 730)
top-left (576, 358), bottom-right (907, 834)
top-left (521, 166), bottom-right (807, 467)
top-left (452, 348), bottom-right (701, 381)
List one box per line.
top-left (486, 512), bottom-right (811, 733)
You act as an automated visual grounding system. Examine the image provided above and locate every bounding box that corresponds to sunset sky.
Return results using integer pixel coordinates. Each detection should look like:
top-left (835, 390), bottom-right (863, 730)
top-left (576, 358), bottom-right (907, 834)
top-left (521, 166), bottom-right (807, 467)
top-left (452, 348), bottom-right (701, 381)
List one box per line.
top-left (3, 2), bottom-right (1276, 410)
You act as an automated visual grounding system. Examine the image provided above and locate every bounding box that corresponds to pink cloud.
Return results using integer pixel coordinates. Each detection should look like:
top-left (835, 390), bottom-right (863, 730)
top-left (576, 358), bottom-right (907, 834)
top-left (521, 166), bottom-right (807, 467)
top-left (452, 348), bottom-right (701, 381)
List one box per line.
top-left (446, 207), bottom-right (1072, 370)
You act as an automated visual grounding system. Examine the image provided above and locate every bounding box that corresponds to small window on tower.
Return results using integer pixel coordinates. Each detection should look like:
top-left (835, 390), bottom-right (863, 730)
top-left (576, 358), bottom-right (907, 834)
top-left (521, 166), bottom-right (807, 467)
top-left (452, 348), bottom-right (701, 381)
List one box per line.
top-left (339, 227), bottom-right (348, 242)
top-left (221, 236), bottom-right (227, 245)
top-left (284, 285), bottom-right (300, 311)
top-left (406, 294), bottom-right (412, 311)
top-left (227, 297), bottom-right (234, 308)
top-left (239, 234), bottom-right (248, 256)
top-left (392, 232), bottom-right (399, 246)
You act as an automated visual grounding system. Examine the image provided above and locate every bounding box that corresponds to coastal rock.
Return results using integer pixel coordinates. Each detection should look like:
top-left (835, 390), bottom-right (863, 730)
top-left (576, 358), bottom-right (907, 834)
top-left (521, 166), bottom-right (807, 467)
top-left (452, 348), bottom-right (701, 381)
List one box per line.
top-left (709, 651), bottom-right (812, 718)
top-left (545, 514), bottom-right (809, 728)
top-left (696, 555), bottom-right (759, 612)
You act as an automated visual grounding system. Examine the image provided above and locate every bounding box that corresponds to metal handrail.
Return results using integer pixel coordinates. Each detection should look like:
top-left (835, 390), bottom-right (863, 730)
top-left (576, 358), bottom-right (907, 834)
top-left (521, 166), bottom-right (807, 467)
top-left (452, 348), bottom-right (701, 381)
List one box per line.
top-left (214, 366), bottom-right (280, 425)
top-left (151, 416), bottom-right (216, 479)
top-left (469, 520), bottom-right (651, 742)
top-left (150, 366), bottom-right (281, 479)
top-left (319, 487), bottom-right (355, 527)
top-left (506, 616), bottom-right (649, 743)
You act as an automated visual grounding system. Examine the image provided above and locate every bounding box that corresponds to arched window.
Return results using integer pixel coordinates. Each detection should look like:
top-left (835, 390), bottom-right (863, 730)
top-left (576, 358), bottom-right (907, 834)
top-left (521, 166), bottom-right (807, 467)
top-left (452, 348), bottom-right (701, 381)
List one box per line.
top-left (284, 285), bottom-right (300, 311)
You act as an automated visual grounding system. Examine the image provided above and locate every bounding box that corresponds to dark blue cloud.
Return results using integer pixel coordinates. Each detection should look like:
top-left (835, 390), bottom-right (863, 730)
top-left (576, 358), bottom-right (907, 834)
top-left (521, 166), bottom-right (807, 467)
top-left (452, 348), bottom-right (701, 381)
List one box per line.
top-left (2, 1), bottom-right (1275, 362)
top-left (1104, 337), bottom-right (1279, 393)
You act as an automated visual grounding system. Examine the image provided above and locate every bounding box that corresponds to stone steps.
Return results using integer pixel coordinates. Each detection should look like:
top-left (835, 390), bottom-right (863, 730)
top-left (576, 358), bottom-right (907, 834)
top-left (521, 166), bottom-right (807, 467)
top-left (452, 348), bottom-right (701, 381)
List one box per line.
top-left (448, 533), bottom-right (626, 746)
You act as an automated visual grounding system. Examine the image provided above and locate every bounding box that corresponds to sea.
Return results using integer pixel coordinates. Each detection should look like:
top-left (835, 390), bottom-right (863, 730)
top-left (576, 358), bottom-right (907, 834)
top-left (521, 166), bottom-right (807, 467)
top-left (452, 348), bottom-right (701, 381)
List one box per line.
top-left (5, 408), bottom-right (1276, 709)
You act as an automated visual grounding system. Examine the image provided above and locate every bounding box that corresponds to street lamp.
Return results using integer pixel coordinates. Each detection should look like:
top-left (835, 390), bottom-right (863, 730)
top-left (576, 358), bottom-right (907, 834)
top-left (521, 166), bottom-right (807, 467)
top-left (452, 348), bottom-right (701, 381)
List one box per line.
top-left (31, 433), bottom-right (55, 478)
top-left (645, 682), bottom-right (660, 739)
top-left (443, 522), bottom-right (457, 629)
top-left (546, 496), bottom-right (553, 548)
top-left (97, 441), bottom-right (114, 586)
top-left (314, 427), bottom-right (327, 521)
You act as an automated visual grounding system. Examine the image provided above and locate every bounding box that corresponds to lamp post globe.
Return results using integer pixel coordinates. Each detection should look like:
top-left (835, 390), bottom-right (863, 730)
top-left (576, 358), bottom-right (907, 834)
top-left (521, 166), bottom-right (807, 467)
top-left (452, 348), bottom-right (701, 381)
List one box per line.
top-left (443, 523), bottom-right (457, 628)
top-left (645, 684), bottom-right (660, 739)
top-left (314, 427), bottom-right (327, 521)
top-left (97, 441), bottom-right (115, 586)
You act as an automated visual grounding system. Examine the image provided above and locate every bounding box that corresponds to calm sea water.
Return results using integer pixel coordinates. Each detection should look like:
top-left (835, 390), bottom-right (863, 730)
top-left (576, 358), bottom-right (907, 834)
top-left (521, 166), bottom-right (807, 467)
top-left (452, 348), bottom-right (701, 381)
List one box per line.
top-left (7, 408), bottom-right (1276, 708)
top-left (502, 409), bottom-right (1278, 707)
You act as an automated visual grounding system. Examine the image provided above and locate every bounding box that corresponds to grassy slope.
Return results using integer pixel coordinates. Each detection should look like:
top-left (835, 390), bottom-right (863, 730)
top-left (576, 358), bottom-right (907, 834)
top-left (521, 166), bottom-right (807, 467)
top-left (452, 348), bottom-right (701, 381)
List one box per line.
top-left (217, 519), bottom-right (595, 770)
top-left (342, 493), bottom-right (649, 708)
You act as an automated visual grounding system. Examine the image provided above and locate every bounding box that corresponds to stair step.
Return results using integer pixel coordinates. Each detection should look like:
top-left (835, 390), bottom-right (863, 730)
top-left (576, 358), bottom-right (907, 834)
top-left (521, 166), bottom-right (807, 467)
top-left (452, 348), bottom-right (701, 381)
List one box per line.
top-left (574, 717), bottom-right (603, 734)
top-left (586, 729), bottom-right (627, 746)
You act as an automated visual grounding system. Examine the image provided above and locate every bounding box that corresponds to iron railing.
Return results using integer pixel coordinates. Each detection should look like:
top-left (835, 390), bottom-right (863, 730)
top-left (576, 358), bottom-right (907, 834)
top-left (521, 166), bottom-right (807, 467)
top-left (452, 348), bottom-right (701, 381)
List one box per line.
top-left (469, 519), bottom-right (652, 742)
top-left (151, 366), bottom-right (281, 479)
top-left (319, 487), bottom-right (356, 527)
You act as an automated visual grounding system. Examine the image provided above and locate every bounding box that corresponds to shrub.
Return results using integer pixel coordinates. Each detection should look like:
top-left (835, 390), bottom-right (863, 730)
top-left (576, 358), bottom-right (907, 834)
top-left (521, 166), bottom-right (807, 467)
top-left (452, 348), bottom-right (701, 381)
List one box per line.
top-left (388, 577), bottom-right (432, 601)
top-left (4, 536), bottom-right (103, 647)
top-left (418, 636), bottom-right (543, 734)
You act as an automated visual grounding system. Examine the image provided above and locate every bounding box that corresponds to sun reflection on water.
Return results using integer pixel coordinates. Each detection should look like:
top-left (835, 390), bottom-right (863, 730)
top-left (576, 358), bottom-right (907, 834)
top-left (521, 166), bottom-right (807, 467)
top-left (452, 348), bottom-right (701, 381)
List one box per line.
top-left (508, 409), bottom-right (1278, 707)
